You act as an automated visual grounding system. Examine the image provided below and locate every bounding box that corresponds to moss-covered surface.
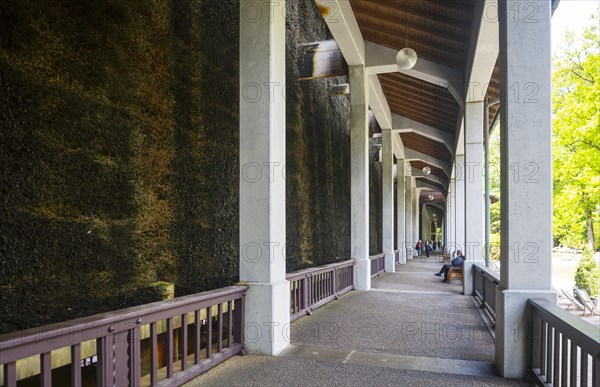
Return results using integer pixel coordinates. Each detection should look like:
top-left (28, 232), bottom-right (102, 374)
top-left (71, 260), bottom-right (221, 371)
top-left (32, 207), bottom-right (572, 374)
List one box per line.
top-left (285, 1), bottom-right (353, 271)
top-left (0, 0), bottom-right (378, 334)
top-left (0, 0), bottom-right (239, 333)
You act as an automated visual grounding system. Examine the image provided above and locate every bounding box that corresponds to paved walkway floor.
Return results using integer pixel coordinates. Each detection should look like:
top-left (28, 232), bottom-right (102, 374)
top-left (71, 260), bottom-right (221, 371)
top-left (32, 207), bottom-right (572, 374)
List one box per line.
top-left (185, 257), bottom-right (528, 386)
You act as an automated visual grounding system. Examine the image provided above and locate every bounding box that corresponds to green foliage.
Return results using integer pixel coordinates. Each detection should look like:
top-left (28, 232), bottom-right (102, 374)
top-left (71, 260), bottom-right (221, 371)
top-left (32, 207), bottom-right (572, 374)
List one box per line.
top-left (552, 14), bottom-right (600, 249)
top-left (574, 250), bottom-right (600, 297)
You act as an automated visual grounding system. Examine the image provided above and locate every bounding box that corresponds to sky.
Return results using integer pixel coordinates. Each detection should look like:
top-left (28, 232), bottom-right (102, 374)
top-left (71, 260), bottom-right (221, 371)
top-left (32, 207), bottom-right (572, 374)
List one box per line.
top-left (551, 0), bottom-right (599, 55)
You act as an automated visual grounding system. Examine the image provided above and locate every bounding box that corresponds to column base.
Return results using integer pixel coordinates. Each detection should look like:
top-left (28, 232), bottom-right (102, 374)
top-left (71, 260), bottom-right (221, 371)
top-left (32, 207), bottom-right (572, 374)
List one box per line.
top-left (240, 280), bottom-right (291, 355)
top-left (462, 260), bottom-right (485, 296)
top-left (354, 259), bottom-right (371, 290)
top-left (495, 288), bottom-right (556, 378)
top-left (384, 252), bottom-right (395, 273)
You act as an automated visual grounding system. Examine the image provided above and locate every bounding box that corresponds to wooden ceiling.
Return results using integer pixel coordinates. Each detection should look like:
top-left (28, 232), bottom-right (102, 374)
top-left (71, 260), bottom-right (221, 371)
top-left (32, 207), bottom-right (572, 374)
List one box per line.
top-left (349, 0), bottom-right (496, 200)
top-left (399, 132), bottom-right (452, 162)
top-left (379, 72), bottom-right (458, 134)
top-left (350, 0), bottom-right (473, 70)
top-left (410, 160), bottom-right (448, 180)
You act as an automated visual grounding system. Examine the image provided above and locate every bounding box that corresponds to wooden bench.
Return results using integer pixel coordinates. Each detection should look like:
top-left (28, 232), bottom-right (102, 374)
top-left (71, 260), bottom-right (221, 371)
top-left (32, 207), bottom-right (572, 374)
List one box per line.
top-left (448, 266), bottom-right (463, 284)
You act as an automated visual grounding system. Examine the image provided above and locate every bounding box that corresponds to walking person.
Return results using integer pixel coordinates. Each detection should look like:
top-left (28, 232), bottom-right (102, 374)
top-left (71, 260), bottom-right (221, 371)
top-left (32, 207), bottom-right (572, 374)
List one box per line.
top-left (415, 240), bottom-right (422, 257)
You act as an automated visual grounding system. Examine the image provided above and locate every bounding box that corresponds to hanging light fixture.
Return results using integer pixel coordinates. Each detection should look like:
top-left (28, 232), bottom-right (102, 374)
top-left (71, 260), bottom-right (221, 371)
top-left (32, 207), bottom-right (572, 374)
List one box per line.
top-left (422, 166), bottom-right (431, 176)
top-left (396, 0), bottom-right (418, 70)
top-left (428, 193), bottom-right (435, 201)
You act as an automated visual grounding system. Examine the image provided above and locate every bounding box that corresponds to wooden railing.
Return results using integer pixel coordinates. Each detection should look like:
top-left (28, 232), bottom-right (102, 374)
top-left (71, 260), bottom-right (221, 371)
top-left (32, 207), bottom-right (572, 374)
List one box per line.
top-left (0, 286), bottom-right (247, 387)
top-left (528, 298), bottom-right (600, 386)
top-left (287, 260), bottom-right (354, 322)
top-left (473, 263), bottom-right (499, 324)
top-left (370, 253), bottom-right (385, 278)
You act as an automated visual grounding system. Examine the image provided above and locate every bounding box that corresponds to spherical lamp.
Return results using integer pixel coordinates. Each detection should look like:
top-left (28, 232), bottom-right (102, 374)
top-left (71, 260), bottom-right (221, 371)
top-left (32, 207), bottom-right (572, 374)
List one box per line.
top-left (422, 166), bottom-right (431, 176)
top-left (396, 47), bottom-right (418, 70)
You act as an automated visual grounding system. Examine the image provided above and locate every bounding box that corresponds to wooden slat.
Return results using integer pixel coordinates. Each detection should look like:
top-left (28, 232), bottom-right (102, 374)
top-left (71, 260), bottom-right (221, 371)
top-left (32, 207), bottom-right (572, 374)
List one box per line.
top-left (581, 351), bottom-right (588, 386)
top-left (150, 322), bottom-right (158, 387)
top-left (546, 326), bottom-right (554, 384)
top-left (4, 362), bottom-right (16, 387)
top-left (228, 301), bottom-right (234, 348)
top-left (181, 314), bottom-right (188, 371)
top-left (167, 318), bottom-right (174, 379)
top-left (40, 352), bottom-right (52, 387)
top-left (129, 328), bottom-right (141, 386)
top-left (217, 304), bottom-right (223, 353)
top-left (561, 335), bottom-right (568, 386)
top-left (71, 344), bottom-right (82, 387)
top-left (194, 310), bottom-right (201, 364)
top-left (570, 341), bottom-right (578, 386)
top-left (553, 330), bottom-right (560, 385)
top-left (206, 307), bottom-right (213, 359)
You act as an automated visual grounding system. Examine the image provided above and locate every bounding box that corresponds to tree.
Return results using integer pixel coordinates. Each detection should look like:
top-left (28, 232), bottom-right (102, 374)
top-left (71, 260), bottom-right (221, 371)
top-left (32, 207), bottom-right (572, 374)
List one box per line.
top-left (574, 249), bottom-right (600, 297)
top-left (552, 14), bottom-right (600, 250)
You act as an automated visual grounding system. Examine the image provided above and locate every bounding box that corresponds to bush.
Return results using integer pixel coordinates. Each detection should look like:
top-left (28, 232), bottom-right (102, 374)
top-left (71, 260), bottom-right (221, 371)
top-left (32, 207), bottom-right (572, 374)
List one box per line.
top-left (574, 249), bottom-right (600, 298)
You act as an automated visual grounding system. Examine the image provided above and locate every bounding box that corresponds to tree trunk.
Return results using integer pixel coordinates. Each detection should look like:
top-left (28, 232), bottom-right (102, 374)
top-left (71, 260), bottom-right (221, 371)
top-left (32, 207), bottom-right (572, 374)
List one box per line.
top-left (585, 207), bottom-right (595, 250)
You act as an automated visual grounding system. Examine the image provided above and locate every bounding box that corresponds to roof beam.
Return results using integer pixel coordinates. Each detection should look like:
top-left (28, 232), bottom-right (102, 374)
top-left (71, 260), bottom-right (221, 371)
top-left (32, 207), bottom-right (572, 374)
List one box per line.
top-left (404, 147), bottom-right (452, 178)
top-left (392, 114), bottom-right (455, 155)
top-left (315, 1), bottom-right (365, 65)
top-left (365, 41), bottom-right (464, 106)
top-left (416, 180), bottom-right (447, 196)
top-left (369, 74), bottom-right (392, 130)
top-left (464, 0), bottom-right (499, 102)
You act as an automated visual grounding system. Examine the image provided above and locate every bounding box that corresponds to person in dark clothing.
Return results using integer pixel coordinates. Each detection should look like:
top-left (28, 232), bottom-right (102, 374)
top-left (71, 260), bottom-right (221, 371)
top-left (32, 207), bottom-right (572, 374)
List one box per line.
top-left (434, 250), bottom-right (464, 282)
top-left (425, 240), bottom-right (432, 258)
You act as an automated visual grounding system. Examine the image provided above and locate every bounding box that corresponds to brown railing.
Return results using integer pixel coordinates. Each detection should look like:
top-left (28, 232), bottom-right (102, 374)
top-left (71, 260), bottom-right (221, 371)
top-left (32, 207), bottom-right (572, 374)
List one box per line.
top-left (0, 286), bottom-right (247, 387)
top-left (287, 260), bottom-right (354, 322)
top-left (473, 263), bottom-right (499, 324)
top-left (370, 253), bottom-right (385, 278)
top-left (528, 298), bottom-right (600, 386)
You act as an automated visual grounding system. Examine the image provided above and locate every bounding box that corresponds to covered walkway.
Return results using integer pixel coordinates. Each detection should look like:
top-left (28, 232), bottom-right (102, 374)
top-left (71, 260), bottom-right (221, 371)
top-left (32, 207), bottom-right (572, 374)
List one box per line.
top-left (185, 256), bottom-right (525, 386)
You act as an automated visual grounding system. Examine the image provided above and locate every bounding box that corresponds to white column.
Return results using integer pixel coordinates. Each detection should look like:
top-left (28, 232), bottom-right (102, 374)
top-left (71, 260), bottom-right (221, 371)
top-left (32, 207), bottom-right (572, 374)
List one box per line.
top-left (239, 0), bottom-right (289, 355)
top-left (495, 0), bottom-right (555, 378)
top-left (412, 185), bottom-right (419, 254)
top-left (454, 155), bottom-right (465, 254)
top-left (463, 101), bottom-right (485, 295)
top-left (404, 166), bottom-right (413, 259)
top-left (382, 129), bottom-right (395, 272)
top-left (350, 65), bottom-right (370, 290)
top-left (448, 178), bottom-right (456, 254)
top-left (396, 158), bottom-right (406, 264)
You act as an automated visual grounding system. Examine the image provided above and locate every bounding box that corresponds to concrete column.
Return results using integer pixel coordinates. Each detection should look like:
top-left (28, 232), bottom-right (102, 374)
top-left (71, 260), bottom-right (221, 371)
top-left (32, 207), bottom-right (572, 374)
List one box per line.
top-left (349, 65), bottom-right (370, 290)
top-left (495, 0), bottom-right (555, 378)
top-left (463, 101), bottom-right (485, 295)
top-left (454, 155), bottom-right (465, 253)
top-left (239, 0), bottom-right (289, 355)
top-left (412, 185), bottom-right (419, 255)
top-left (404, 166), bottom-right (413, 259)
top-left (382, 129), bottom-right (395, 272)
top-left (396, 158), bottom-right (406, 264)
top-left (448, 178), bottom-right (456, 254)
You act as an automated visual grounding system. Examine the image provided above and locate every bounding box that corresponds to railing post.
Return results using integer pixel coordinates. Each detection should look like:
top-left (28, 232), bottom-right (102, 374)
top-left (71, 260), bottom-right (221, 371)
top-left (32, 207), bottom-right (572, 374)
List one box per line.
top-left (97, 335), bottom-right (113, 387)
top-left (530, 310), bottom-right (542, 375)
top-left (234, 293), bottom-right (245, 348)
top-left (129, 327), bottom-right (141, 386)
top-left (332, 267), bottom-right (338, 298)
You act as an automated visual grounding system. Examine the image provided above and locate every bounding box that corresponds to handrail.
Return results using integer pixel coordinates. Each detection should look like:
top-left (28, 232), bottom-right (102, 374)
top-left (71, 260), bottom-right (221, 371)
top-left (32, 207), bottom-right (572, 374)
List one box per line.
top-left (287, 260), bottom-right (355, 321)
top-left (472, 263), bottom-right (500, 323)
top-left (0, 285), bottom-right (248, 386)
top-left (369, 253), bottom-right (385, 278)
top-left (528, 298), bottom-right (600, 385)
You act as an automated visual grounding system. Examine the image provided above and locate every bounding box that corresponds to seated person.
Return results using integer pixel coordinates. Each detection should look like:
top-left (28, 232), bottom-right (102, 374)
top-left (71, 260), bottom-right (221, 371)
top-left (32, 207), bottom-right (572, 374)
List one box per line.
top-left (434, 250), bottom-right (464, 282)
